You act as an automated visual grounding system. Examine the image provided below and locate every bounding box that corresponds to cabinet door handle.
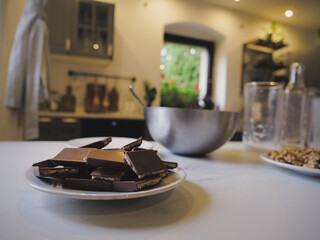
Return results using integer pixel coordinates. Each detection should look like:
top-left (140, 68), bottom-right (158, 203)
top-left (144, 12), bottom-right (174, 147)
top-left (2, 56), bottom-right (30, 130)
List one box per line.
top-left (107, 44), bottom-right (112, 57)
top-left (65, 38), bottom-right (71, 52)
top-left (39, 117), bottom-right (52, 123)
top-left (61, 118), bottom-right (78, 123)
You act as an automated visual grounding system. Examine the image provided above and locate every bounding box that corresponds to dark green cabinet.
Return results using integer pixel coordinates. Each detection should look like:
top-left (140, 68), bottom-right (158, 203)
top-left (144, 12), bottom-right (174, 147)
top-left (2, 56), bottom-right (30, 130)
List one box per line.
top-left (46, 0), bottom-right (114, 59)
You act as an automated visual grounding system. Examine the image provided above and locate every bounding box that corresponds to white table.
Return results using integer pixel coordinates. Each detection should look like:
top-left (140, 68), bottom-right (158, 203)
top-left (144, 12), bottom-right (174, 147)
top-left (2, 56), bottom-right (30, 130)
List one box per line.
top-left (0, 141), bottom-right (319, 240)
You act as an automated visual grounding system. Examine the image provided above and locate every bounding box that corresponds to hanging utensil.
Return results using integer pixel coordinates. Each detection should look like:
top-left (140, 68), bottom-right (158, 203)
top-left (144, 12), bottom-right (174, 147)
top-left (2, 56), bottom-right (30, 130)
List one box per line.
top-left (129, 85), bottom-right (146, 108)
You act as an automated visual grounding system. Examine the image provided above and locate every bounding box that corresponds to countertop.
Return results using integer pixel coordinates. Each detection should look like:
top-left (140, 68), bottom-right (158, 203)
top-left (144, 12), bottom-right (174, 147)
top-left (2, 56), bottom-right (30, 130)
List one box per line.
top-left (0, 140), bottom-right (319, 240)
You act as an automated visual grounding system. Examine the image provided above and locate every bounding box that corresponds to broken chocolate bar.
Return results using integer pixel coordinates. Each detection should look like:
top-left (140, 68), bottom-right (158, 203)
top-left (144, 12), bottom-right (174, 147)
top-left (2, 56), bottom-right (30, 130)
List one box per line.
top-left (121, 137), bottom-right (143, 151)
top-left (163, 161), bottom-right (178, 169)
top-left (113, 175), bottom-right (163, 192)
top-left (32, 159), bottom-right (81, 178)
top-left (32, 159), bottom-right (94, 178)
top-left (65, 178), bottom-right (113, 191)
top-left (87, 149), bottom-right (126, 169)
top-left (124, 150), bottom-right (166, 179)
top-left (80, 136), bottom-right (112, 149)
top-left (132, 147), bottom-right (152, 151)
top-left (91, 167), bottom-right (126, 182)
top-left (33, 164), bottom-right (80, 178)
top-left (37, 176), bottom-right (66, 185)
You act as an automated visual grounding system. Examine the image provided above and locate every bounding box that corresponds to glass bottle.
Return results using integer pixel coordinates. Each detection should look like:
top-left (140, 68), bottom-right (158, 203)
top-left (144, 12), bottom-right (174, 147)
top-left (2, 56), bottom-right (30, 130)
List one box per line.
top-left (280, 62), bottom-right (307, 149)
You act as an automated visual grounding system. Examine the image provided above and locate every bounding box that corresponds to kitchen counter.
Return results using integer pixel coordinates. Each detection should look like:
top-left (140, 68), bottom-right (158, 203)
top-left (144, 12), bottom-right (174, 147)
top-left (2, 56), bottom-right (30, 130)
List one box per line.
top-left (0, 141), bottom-right (319, 240)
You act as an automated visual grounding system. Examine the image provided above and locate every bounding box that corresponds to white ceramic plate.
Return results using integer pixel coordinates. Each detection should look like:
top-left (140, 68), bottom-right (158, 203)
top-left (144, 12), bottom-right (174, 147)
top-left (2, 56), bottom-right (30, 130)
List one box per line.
top-left (260, 153), bottom-right (320, 177)
top-left (66, 137), bottom-right (153, 149)
top-left (25, 167), bottom-right (186, 200)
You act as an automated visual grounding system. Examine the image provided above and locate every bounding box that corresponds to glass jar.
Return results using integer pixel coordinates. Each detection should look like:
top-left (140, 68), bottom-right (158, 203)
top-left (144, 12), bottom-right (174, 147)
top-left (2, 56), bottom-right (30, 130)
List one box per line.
top-left (242, 81), bottom-right (283, 152)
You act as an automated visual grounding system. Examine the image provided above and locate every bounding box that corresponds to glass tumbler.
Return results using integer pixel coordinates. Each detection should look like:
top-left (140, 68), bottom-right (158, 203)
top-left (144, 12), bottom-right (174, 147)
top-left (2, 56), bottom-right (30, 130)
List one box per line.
top-left (243, 82), bottom-right (283, 152)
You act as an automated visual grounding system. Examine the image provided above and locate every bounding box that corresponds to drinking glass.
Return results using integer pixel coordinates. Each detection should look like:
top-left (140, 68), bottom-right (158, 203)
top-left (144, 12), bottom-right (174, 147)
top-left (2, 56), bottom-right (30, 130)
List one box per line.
top-left (306, 92), bottom-right (320, 148)
top-left (242, 81), bottom-right (283, 152)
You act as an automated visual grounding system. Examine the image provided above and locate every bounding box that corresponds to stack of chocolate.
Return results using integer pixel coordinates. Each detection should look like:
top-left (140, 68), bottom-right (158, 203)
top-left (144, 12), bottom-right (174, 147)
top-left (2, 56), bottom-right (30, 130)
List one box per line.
top-left (32, 137), bottom-right (178, 192)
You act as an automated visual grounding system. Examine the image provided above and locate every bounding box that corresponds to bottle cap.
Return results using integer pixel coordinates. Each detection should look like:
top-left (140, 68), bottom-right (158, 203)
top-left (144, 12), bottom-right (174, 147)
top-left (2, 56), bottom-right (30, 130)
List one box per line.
top-left (290, 62), bottom-right (305, 74)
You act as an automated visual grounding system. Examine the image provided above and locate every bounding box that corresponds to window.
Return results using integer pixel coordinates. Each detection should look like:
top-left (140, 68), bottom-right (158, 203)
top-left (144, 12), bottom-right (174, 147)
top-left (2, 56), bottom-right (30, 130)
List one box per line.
top-left (160, 33), bottom-right (215, 108)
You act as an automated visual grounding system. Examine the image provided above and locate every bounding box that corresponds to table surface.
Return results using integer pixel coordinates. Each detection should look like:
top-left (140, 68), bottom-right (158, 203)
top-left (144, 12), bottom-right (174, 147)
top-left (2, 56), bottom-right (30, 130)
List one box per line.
top-left (1, 140), bottom-right (319, 240)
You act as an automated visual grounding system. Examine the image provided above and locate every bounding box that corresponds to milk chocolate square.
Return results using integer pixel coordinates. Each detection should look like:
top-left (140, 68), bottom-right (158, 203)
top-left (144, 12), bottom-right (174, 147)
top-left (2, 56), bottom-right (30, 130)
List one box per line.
top-left (51, 148), bottom-right (90, 163)
top-left (87, 149), bottom-right (126, 169)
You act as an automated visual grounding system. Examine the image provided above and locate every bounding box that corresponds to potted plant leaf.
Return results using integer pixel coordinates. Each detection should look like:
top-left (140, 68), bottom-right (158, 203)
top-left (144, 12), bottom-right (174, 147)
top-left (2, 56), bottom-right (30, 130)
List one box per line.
top-left (143, 81), bottom-right (157, 107)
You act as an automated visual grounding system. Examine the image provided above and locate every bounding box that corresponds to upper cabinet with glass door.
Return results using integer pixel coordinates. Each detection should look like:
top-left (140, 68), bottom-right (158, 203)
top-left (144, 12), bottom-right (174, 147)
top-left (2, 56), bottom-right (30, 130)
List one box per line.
top-left (46, 0), bottom-right (114, 59)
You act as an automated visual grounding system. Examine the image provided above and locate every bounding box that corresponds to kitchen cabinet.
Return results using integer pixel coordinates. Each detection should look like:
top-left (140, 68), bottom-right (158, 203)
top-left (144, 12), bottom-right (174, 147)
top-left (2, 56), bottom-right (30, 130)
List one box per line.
top-left (38, 117), bottom-right (149, 141)
top-left (46, 0), bottom-right (114, 59)
top-left (38, 117), bottom-right (81, 140)
top-left (80, 118), bottom-right (147, 139)
top-left (241, 39), bottom-right (288, 93)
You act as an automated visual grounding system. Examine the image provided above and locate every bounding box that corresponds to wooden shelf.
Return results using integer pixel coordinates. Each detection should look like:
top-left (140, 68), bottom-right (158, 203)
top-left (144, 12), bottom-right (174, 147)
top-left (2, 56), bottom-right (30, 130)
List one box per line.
top-left (245, 39), bottom-right (287, 52)
top-left (241, 39), bottom-right (288, 94)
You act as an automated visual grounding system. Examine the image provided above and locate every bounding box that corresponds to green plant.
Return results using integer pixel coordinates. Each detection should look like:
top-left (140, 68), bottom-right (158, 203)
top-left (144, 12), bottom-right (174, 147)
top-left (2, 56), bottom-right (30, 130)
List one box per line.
top-left (160, 42), bottom-right (202, 108)
top-left (260, 21), bottom-right (287, 49)
top-left (143, 81), bottom-right (157, 106)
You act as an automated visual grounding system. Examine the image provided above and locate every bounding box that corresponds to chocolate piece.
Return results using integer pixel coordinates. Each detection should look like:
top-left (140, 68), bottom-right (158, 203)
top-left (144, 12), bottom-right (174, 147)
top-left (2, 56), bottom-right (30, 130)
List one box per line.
top-left (32, 159), bottom-right (95, 178)
top-left (32, 159), bottom-right (56, 167)
top-left (32, 159), bottom-right (81, 178)
top-left (37, 176), bottom-right (66, 185)
top-left (121, 137), bottom-right (143, 151)
top-left (124, 150), bottom-right (166, 179)
top-left (33, 165), bottom-right (80, 178)
top-left (104, 148), bottom-right (124, 151)
top-left (51, 148), bottom-right (90, 163)
top-left (163, 161), bottom-right (178, 169)
top-left (132, 147), bottom-right (150, 151)
top-left (80, 137), bottom-right (112, 149)
top-left (91, 167), bottom-right (126, 182)
top-left (87, 149), bottom-right (126, 169)
top-left (113, 175), bottom-right (163, 192)
top-left (65, 178), bottom-right (113, 191)
top-left (121, 167), bottom-right (139, 181)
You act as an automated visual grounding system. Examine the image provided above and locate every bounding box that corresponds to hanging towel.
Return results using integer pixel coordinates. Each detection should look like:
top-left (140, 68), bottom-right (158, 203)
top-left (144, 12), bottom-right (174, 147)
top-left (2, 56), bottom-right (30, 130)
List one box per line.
top-left (4, 0), bottom-right (50, 140)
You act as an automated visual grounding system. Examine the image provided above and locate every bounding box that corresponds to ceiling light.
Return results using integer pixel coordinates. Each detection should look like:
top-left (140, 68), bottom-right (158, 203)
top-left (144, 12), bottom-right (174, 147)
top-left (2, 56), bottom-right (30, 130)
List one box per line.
top-left (234, 0), bottom-right (240, 2)
top-left (285, 10), bottom-right (293, 18)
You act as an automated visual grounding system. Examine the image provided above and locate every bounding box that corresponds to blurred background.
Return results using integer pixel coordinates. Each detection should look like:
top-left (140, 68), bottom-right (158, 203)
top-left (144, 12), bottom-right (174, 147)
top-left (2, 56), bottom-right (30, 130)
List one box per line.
top-left (0, 0), bottom-right (319, 141)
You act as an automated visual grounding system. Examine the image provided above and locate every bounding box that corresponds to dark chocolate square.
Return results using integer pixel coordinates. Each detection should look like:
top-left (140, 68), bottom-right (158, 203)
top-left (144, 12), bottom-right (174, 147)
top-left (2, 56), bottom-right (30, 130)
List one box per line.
top-left (124, 150), bottom-right (166, 179)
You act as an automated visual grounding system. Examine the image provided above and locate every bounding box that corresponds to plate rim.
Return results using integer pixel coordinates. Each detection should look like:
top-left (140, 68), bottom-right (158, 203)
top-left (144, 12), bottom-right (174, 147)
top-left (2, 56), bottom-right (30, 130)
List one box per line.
top-left (25, 166), bottom-right (186, 200)
top-left (260, 152), bottom-right (320, 176)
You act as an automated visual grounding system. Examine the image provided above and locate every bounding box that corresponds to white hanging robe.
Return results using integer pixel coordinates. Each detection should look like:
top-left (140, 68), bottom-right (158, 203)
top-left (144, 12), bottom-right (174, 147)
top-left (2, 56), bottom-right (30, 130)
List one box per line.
top-left (5, 0), bottom-right (50, 140)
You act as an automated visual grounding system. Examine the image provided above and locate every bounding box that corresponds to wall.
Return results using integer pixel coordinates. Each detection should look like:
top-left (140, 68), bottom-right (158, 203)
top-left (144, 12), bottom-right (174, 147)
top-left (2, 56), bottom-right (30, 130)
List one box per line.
top-left (0, 0), bottom-right (25, 140)
top-left (0, 0), bottom-right (318, 140)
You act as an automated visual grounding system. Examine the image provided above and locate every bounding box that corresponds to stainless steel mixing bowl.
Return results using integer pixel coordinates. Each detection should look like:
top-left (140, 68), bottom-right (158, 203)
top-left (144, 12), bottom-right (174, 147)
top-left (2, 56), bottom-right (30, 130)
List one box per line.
top-left (145, 107), bottom-right (240, 155)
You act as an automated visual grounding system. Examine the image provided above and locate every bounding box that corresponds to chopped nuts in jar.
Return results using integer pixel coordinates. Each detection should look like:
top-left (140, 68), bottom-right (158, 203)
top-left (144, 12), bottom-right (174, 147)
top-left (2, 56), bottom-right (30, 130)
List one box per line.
top-left (267, 148), bottom-right (320, 169)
